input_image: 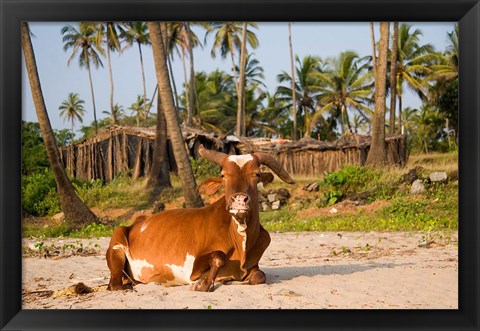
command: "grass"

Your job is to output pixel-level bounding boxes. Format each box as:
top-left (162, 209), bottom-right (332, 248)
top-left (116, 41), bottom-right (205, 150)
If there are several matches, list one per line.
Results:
top-left (22, 151), bottom-right (458, 238)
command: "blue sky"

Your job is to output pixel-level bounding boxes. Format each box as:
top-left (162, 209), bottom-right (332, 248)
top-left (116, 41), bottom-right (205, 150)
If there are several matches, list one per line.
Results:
top-left (22, 22), bottom-right (455, 133)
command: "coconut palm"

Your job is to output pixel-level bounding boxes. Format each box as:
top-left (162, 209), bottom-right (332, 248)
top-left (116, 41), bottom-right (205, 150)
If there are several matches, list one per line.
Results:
top-left (395, 24), bottom-right (438, 132)
top-left (288, 22), bottom-right (298, 140)
top-left (102, 103), bottom-right (125, 125)
top-left (314, 51), bottom-right (373, 136)
top-left (366, 22), bottom-right (389, 167)
top-left (129, 95), bottom-right (150, 127)
top-left (276, 55), bottom-right (324, 138)
top-left (61, 22), bottom-right (104, 135)
top-left (102, 22), bottom-right (123, 116)
top-left (207, 22), bottom-right (258, 136)
top-left (389, 22), bottom-right (399, 134)
top-left (22, 22), bottom-right (98, 228)
top-left (167, 22), bottom-right (204, 125)
top-left (59, 93), bottom-right (85, 144)
top-left (148, 21), bottom-right (204, 208)
top-left (194, 70), bottom-right (237, 133)
top-left (121, 22), bottom-right (150, 118)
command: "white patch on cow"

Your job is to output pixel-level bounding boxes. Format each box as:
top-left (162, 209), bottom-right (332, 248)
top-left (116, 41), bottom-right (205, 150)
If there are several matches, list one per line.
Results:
top-left (164, 253), bottom-right (195, 286)
top-left (140, 222), bottom-right (148, 232)
top-left (112, 244), bottom-right (154, 282)
top-left (129, 258), bottom-right (154, 282)
top-left (233, 217), bottom-right (247, 251)
top-left (228, 154), bottom-right (254, 168)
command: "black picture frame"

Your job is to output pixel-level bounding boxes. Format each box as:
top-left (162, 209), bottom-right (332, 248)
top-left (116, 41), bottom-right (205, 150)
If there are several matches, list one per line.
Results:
top-left (1, 0), bottom-right (478, 330)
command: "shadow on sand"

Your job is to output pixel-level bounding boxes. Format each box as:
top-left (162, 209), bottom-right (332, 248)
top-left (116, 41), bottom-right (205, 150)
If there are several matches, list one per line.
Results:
top-left (263, 262), bottom-right (414, 283)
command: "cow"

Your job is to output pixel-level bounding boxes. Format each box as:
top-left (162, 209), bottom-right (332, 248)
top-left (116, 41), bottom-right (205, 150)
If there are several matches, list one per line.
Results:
top-left (106, 145), bottom-right (295, 292)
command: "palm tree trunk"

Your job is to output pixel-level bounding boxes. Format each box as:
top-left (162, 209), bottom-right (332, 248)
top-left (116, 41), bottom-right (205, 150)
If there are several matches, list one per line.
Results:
top-left (288, 22), bottom-right (297, 141)
top-left (398, 92), bottom-right (403, 133)
top-left (107, 45), bottom-right (115, 116)
top-left (147, 84), bottom-right (172, 195)
top-left (366, 22), bottom-right (389, 167)
top-left (370, 22), bottom-right (377, 73)
top-left (230, 49), bottom-right (240, 96)
top-left (148, 22), bottom-right (204, 208)
top-left (236, 22), bottom-right (248, 137)
top-left (22, 22), bottom-right (97, 229)
top-left (86, 60), bottom-right (98, 135)
top-left (138, 41), bottom-right (148, 121)
top-left (186, 23), bottom-right (197, 127)
top-left (389, 22), bottom-right (399, 134)
top-left (181, 47), bottom-right (190, 122)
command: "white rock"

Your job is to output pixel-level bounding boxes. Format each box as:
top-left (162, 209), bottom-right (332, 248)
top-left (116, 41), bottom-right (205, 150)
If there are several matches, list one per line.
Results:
top-left (410, 179), bottom-right (425, 194)
top-left (329, 208), bottom-right (338, 214)
top-left (429, 172), bottom-right (448, 183)
top-left (267, 194), bottom-right (277, 203)
top-left (272, 201), bottom-right (281, 210)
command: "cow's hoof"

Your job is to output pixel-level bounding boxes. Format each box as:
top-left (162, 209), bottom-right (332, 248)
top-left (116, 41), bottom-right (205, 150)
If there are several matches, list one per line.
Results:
top-left (192, 279), bottom-right (214, 292)
top-left (249, 270), bottom-right (266, 285)
top-left (107, 283), bottom-right (134, 291)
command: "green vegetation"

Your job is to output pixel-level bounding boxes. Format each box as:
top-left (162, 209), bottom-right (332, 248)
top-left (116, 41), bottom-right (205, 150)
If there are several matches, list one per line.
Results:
top-left (22, 151), bottom-right (457, 238)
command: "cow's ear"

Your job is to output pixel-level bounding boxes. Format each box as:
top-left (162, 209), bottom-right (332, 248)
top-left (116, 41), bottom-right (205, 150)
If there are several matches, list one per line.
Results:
top-left (259, 172), bottom-right (274, 185)
top-left (198, 177), bottom-right (223, 195)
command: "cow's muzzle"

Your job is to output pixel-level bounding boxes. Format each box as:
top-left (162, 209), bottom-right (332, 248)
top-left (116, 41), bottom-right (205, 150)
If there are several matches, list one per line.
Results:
top-left (228, 193), bottom-right (250, 221)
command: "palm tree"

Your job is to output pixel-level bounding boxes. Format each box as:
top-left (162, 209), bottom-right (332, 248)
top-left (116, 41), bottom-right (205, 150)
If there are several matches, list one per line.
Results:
top-left (366, 22), bottom-right (389, 167)
top-left (148, 21), bottom-right (204, 208)
top-left (236, 22), bottom-right (249, 136)
top-left (168, 22), bottom-right (205, 126)
top-left (22, 22), bottom-right (98, 229)
top-left (207, 22), bottom-right (259, 135)
top-left (102, 103), bottom-right (125, 125)
top-left (395, 24), bottom-right (437, 132)
top-left (314, 51), bottom-right (373, 135)
top-left (61, 22), bottom-right (104, 135)
top-left (58, 93), bottom-right (85, 144)
top-left (194, 70), bottom-right (237, 133)
top-left (288, 22), bottom-right (298, 140)
top-left (389, 22), bottom-right (399, 134)
top-left (276, 55), bottom-right (324, 138)
top-left (129, 95), bottom-right (150, 127)
top-left (121, 22), bottom-right (150, 119)
top-left (103, 22), bottom-right (123, 116)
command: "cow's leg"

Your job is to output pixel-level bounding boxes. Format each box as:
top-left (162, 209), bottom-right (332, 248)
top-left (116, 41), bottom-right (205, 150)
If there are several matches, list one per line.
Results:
top-left (245, 225), bottom-right (271, 285)
top-left (191, 251), bottom-right (226, 292)
top-left (106, 226), bottom-right (133, 291)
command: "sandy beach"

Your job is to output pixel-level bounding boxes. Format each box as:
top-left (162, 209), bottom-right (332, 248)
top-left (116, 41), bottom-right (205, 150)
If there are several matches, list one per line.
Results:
top-left (22, 231), bottom-right (458, 309)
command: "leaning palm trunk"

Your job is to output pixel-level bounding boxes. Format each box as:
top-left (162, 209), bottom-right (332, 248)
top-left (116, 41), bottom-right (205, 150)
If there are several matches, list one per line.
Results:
top-left (107, 45), bottom-right (115, 117)
top-left (370, 22), bottom-right (377, 74)
top-left (366, 22), bottom-right (389, 167)
top-left (86, 58), bottom-right (98, 135)
top-left (186, 23), bottom-right (197, 127)
top-left (236, 22), bottom-right (248, 137)
top-left (389, 22), bottom-right (399, 134)
top-left (22, 22), bottom-right (98, 229)
top-left (148, 22), bottom-right (204, 208)
top-left (288, 22), bottom-right (298, 141)
top-left (138, 42), bottom-right (148, 121)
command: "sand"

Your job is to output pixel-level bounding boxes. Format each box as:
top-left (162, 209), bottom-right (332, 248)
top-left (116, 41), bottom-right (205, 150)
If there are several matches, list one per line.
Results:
top-left (22, 231), bottom-right (458, 309)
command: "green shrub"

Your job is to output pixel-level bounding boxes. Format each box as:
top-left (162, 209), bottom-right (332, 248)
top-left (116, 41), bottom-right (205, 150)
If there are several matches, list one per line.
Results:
top-left (191, 156), bottom-right (220, 180)
top-left (22, 169), bottom-right (61, 216)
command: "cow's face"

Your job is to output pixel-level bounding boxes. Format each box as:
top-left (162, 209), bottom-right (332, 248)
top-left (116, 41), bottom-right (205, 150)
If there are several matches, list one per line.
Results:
top-left (198, 145), bottom-right (295, 223)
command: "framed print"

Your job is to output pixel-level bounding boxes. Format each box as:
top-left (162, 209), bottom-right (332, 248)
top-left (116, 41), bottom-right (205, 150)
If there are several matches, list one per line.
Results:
top-left (1, 0), bottom-right (479, 330)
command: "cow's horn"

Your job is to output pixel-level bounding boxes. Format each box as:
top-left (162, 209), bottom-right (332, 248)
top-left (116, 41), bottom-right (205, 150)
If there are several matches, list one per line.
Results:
top-left (198, 144), bottom-right (226, 166)
top-left (254, 153), bottom-right (295, 184)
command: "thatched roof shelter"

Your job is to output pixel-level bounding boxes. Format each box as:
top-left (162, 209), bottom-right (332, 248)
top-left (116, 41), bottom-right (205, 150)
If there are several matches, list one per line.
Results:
top-left (60, 126), bottom-right (407, 182)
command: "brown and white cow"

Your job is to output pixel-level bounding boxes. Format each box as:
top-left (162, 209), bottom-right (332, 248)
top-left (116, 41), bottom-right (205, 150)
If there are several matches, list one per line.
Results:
top-left (106, 145), bottom-right (295, 292)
